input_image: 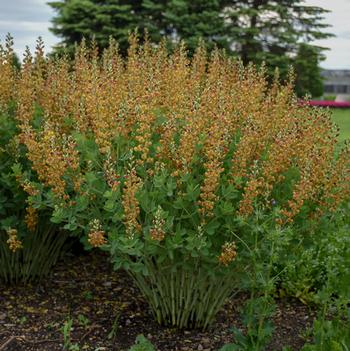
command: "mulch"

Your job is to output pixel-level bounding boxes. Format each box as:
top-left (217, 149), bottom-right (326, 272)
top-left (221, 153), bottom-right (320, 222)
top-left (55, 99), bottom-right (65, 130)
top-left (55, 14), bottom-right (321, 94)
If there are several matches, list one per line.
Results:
top-left (0, 250), bottom-right (316, 351)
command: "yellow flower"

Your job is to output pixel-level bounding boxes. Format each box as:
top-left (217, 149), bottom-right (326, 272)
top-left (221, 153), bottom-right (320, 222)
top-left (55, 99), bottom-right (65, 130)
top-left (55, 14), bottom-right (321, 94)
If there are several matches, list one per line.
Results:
top-left (122, 168), bottom-right (143, 238)
top-left (25, 206), bottom-right (38, 232)
top-left (6, 229), bottom-right (23, 252)
top-left (150, 206), bottom-right (166, 241)
top-left (218, 242), bottom-right (237, 266)
top-left (88, 219), bottom-right (107, 247)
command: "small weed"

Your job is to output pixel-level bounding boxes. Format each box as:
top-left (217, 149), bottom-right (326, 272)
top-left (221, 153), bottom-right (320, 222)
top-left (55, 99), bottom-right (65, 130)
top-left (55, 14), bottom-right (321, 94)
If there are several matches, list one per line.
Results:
top-left (69, 344), bottom-right (80, 351)
top-left (47, 321), bottom-right (60, 331)
top-left (220, 296), bottom-right (275, 351)
top-left (108, 312), bottom-right (121, 341)
top-left (129, 335), bottom-right (155, 351)
top-left (78, 314), bottom-right (90, 328)
top-left (83, 291), bottom-right (93, 300)
top-left (62, 317), bottom-right (80, 351)
top-left (18, 316), bottom-right (27, 325)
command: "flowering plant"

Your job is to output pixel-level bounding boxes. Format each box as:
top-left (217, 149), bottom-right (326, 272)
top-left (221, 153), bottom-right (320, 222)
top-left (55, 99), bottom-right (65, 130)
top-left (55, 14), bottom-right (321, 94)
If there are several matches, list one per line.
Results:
top-left (0, 36), bottom-right (68, 284)
top-left (15, 36), bottom-right (350, 327)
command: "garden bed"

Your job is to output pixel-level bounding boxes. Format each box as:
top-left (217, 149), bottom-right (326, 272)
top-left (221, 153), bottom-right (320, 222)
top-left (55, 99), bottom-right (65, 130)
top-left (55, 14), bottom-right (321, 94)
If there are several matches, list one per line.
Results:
top-left (0, 251), bottom-right (316, 351)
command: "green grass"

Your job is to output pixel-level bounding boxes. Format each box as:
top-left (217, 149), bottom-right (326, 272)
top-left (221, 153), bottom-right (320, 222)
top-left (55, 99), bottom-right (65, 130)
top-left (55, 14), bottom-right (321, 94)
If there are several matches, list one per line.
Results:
top-left (331, 109), bottom-right (350, 143)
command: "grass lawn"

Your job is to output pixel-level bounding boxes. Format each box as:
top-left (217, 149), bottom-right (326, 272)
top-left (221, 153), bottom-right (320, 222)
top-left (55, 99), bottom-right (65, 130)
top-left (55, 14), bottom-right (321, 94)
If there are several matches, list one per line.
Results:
top-left (331, 108), bottom-right (350, 143)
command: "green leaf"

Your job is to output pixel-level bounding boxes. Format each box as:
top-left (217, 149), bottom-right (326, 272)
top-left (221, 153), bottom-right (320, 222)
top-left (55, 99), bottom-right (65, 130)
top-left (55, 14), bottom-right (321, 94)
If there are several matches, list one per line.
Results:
top-left (129, 334), bottom-right (156, 351)
top-left (63, 218), bottom-right (78, 231)
top-left (205, 220), bottom-right (220, 235)
top-left (166, 177), bottom-right (176, 196)
top-left (51, 207), bottom-right (66, 223)
top-left (104, 199), bottom-right (117, 212)
top-left (76, 195), bottom-right (89, 212)
top-left (173, 197), bottom-right (185, 209)
top-left (85, 172), bottom-right (98, 186)
top-left (221, 184), bottom-right (239, 200)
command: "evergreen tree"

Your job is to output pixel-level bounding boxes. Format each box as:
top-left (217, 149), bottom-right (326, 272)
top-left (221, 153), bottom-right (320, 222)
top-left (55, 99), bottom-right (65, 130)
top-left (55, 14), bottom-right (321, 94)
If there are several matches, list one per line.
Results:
top-left (48, 0), bottom-right (229, 55)
top-left (48, 0), bottom-right (332, 78)
top-left (49, 0), bottom-right (137, 55)
top-left (294, 43), bottom-right (324, 98)
top-left (222, 0), bottom-right (333, 78)
top-left (138, 0), bottom-right (170, 43)
top-left (164, 0), bottom-right (230, 53)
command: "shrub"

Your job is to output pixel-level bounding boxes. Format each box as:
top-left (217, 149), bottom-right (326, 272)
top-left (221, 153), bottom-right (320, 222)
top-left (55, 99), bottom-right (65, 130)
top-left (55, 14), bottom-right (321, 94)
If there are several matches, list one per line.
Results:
top-left (323, 95), bottom-right (336, 101)
top-left (277, 203), bottom-right (350, 303)
top-left (0, 36), bottom-right (69, 284)
top-left (0, 109), bottom-right (69, 284)
top-left (14, 36), bottom-right (350, 328)
top-left (300, 228), bottom-right (350, 351)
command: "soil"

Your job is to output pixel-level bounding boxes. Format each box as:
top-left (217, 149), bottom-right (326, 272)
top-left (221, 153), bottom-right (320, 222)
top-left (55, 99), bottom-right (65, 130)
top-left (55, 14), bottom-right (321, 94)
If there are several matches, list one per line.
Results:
top-left (0, 251), bottom-right (316, 351)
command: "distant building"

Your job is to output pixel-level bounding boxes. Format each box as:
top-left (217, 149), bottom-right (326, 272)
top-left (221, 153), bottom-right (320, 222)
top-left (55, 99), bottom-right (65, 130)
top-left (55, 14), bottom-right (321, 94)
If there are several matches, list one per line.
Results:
top-left (322, 70), bottom-right (350, 101)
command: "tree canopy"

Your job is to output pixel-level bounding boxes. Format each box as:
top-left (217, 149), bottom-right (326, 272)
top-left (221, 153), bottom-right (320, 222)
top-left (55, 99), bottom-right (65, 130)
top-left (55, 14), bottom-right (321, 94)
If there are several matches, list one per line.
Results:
top-left (48, 0), bottom-right (333, 96)
top-left (294, 43), bottom-right (324, 98)
top-left (49, 0), bottom-right (228, 55)
top-left (49, 0), bottom-right (136, 55)
top-left (222, 0), bottom-right (332, 78)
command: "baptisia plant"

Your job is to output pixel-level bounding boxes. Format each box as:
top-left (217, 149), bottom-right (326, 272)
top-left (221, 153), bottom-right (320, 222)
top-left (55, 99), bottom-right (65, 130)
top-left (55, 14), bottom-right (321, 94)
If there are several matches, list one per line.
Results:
top-left (0, 35), bottom-right (68, 284)
top-left (16, 36), bottom-right (350, 328)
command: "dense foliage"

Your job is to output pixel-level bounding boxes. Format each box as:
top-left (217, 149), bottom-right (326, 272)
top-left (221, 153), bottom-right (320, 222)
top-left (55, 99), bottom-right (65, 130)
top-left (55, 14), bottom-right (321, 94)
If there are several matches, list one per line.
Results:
top-left (48, 0), bottom-right (331, 95)
top-left (2, 34), bottom-right (347, 330)
top-left (1, 30), bottom-right (350, 345)
top-left (294, 43), bottom-right (324, 98)
top-left (48, 0), bottom-right (228, 55)
top-left (222, 1), bottom-right (332, 77)
top-left (0, 36), bottom-right (69, 284)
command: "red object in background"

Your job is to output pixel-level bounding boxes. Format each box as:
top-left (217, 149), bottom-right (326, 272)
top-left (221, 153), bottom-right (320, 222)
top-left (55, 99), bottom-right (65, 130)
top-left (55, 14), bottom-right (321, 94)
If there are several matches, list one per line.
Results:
top-left (307, 100), bottom-right (350, 108)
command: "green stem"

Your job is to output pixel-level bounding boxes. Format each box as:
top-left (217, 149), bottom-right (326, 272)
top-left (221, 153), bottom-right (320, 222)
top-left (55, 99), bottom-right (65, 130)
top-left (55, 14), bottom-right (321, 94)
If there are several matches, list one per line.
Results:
top-left (0, 224), bottom-right (69, 285)
top-left (127, 256), bottom-right (237, 330)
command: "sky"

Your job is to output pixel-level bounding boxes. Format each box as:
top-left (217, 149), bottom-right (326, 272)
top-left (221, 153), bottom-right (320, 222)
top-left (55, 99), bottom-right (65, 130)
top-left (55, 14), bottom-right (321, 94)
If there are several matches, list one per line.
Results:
top-left (0, 0), bottom-right (349, 69)
top-left (304, 0), bottom-right (350, 69)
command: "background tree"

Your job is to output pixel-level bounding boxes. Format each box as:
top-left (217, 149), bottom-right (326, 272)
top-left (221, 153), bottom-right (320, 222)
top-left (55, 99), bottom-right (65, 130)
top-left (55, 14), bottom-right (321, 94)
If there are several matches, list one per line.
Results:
top-left (294, 43), bottom-right (324, 98)
top-left (135, 0), bottom-right (170, 43)
top-left (163, 0), bottom-right (230, 53)
top-left (48, 0), bottom-right (332, 95)
top-left (49, 0), bottom-right (137, 55)
top-left (222, 0), bottom-right (333, 79)
top-left (11, 52), bottom-right (21, 70)
top-left (48, 0), bottom-right (228, 55)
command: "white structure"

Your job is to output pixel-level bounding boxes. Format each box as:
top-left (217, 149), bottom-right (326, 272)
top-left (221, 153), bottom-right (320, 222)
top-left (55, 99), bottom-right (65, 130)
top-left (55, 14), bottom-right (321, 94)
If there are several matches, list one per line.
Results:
top-left (322, 70), bottom-right (350, 101)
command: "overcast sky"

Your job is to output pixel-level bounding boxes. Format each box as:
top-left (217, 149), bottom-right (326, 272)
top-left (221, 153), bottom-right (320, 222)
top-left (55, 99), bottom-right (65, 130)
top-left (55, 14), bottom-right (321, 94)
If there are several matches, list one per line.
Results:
top-left (0, 0), bottom-right (349, 69)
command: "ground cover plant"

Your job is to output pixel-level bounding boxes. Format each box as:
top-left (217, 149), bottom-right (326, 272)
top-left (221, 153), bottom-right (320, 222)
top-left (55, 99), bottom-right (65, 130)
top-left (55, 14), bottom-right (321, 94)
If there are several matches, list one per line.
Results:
top-left (1, 33), bottom-right (350, 349)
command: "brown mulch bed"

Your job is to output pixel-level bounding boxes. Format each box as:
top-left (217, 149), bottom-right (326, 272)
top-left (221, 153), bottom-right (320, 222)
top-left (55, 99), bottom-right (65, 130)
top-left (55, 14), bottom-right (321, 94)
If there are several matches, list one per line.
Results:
top-left (0, 251), bottom-right (316, 351)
